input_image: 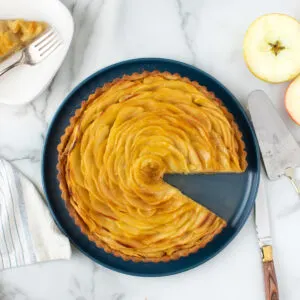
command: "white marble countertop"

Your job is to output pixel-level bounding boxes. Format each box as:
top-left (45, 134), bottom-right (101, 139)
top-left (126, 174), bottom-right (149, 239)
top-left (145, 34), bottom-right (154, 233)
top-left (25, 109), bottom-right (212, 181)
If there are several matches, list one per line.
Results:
top-left (1, 0), bottom-right (300, 299)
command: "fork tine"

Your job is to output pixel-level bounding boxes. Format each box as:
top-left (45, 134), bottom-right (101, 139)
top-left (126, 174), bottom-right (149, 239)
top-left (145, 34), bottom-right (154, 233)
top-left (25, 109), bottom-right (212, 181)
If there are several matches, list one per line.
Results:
top-left (40, 40), bottom-right (62, 58)
top-left (40, 37), bottom-right (61, 55)
top-left (37, 32), bottom-right (59, 51)
top-left (32, 28), bottom-right (55, 47)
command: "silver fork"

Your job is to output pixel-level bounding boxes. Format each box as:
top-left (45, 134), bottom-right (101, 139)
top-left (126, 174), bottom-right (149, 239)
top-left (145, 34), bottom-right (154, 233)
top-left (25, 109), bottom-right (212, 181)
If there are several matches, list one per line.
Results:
top-left (0, 28), bottom-right (62, 77)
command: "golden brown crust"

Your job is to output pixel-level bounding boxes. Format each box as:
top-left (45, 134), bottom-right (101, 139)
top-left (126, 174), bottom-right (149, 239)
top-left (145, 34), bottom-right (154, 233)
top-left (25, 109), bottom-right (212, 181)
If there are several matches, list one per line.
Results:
top-left (57, 71), bottom-right (245, 262)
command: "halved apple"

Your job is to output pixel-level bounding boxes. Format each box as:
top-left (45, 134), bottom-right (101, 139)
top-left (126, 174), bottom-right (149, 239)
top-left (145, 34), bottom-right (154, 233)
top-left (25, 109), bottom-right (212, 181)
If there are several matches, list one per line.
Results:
top-left (285, 75), bottom-right (300, 125)
top-left (243, 14), bottom-right (300, 83)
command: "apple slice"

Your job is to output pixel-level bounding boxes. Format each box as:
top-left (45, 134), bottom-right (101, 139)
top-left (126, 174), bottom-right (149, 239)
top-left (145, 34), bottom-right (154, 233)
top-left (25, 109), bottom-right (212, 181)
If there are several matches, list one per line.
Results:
top-left (243, 13), bottom-right (300, 83)
top-left (285, 75), bottom-right (300, 124)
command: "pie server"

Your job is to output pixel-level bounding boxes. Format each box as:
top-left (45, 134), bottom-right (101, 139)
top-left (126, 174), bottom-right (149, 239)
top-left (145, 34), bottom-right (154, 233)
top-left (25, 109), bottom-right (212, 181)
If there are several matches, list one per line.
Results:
top-left (248, 90), bottom-right (300, 189)
top-left (247, 90), bottom-right (300, 300)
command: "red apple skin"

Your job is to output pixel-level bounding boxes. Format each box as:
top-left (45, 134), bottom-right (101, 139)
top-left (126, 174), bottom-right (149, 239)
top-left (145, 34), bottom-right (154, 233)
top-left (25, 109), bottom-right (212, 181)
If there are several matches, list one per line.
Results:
top-left (285, 75), bottom-right (300, 125)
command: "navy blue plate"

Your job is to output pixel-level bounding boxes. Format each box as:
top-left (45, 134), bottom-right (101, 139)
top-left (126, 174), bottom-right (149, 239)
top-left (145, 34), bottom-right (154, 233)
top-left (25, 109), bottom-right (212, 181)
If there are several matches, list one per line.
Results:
top-left (42, 58), bottom-right (260, 276)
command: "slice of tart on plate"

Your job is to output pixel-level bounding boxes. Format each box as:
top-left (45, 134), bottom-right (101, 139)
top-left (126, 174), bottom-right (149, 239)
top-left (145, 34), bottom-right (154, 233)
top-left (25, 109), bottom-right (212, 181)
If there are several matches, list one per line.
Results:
top-left (0, 0), bottom-right (74, 105)
top-left (0, 19), bottom-right (48, 63)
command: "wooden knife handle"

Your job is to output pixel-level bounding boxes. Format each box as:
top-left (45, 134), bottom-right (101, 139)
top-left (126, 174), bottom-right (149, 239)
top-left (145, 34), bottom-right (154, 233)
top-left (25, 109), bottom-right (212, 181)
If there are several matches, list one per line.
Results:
top-left (262, 246), bottom-right (279, 300)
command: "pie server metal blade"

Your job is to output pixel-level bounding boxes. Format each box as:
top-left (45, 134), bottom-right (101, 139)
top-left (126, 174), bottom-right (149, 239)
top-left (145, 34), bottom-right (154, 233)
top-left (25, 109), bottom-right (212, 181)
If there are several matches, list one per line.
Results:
top-left (248, 90), bottom-right (300, 191)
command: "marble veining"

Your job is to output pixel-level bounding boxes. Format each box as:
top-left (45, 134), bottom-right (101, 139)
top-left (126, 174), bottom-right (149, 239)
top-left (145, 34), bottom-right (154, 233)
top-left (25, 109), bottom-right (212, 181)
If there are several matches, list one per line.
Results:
top-left (0, 0), bottom-right (300, 299)
top-left (176, 0), bottom-right (197, 64)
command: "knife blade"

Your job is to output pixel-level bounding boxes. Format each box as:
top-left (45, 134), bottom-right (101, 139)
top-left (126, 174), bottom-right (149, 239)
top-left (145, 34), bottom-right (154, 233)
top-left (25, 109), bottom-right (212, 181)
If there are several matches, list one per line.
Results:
top-left (248, 90), bottom-right (300, 181)
top-left (255, 174), bottom-right (279, 300)
top-left (255, 173), bottom-right (272, 247)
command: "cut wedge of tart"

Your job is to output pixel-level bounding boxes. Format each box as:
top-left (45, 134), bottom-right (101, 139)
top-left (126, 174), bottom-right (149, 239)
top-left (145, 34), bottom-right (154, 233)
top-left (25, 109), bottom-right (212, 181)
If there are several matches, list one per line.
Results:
top-left (0, 19), bottom-right (48, 62)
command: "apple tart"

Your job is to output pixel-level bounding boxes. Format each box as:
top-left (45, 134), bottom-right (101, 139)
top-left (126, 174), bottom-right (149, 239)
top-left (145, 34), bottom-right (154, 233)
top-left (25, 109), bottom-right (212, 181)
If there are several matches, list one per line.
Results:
top-left (57, 71), bottom-right (247, 262)
top-left (0, 19), bottom-right (48, 62)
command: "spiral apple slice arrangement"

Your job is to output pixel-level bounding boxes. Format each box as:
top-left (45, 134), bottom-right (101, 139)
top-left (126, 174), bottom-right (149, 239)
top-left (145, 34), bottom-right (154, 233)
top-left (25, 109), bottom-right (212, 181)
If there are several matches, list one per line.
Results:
top-left (243, 13), bottom-right (300, 124)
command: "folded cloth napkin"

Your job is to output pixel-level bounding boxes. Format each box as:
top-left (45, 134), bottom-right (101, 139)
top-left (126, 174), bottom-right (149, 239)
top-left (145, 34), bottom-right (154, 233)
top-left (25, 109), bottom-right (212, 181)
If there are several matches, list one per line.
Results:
top-left (0, 158), bottom-right (71, 270)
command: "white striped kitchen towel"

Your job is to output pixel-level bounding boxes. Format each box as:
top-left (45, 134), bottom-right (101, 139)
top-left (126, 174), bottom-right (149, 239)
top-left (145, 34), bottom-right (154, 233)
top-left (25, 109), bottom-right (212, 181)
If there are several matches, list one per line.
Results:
top-left (0, 158), bottom-right (71, 270)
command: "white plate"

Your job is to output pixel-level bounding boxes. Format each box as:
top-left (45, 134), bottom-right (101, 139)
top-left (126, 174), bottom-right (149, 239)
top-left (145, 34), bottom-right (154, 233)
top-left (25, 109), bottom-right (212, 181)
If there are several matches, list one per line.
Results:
top-left (0, 0), bottom-right (74, 105)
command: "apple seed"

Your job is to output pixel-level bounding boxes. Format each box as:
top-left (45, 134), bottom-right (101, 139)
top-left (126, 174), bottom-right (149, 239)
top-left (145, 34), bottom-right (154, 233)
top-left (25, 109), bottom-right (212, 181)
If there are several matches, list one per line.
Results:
top-left (268, 40), bottom-right (285, 56)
